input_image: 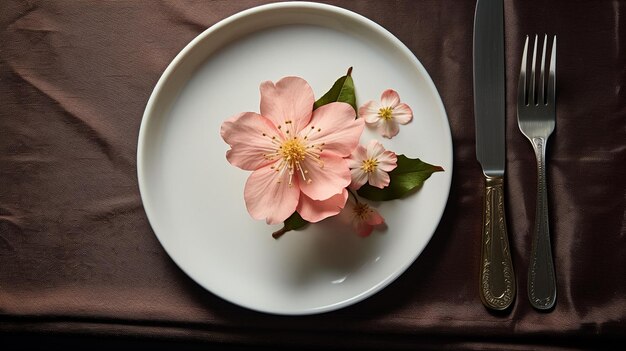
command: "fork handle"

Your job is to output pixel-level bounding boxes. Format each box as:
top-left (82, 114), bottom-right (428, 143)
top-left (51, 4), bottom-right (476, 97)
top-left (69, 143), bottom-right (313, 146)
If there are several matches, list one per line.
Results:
top-left (528, 137), bottom-right (557, 310)
top-left (479, 175), bottom-right (516, 310)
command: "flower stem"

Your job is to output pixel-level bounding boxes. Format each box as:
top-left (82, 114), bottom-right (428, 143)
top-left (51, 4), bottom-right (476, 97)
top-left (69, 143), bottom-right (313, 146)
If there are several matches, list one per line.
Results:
top-left (272, 227), bottom-right (287, 239)
top-left (347, 188), bottom-right (360, 204)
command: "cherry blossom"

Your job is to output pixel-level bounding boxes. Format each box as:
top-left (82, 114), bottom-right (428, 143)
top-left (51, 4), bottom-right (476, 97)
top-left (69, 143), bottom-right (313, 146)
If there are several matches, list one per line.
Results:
top-left (359, 89), bottom-right (413, 138)
top-left (221, 77), bottom-right (364, 224)
top-left (347, 140), bottom-right (397, 190)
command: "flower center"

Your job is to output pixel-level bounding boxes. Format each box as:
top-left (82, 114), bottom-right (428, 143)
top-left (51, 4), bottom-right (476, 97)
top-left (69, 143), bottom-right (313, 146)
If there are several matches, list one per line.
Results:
top-left (264, 123), bottom-right (327, 187)
top-left (277, 137), bottom-right (310, 186)
top-left (378, 107), bottom-right (393, 120)
top-left (353, 203), bottom-right (372, 220)
top-left (280, 138), bottom-right (306, 163)
top-left (361, 158), bottom-right (378, 173)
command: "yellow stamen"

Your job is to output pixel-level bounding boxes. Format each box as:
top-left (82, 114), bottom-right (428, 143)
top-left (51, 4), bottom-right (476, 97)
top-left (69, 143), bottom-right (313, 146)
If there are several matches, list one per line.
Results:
top-left (281, 138), bottom-right (306, 162)
top-left (280, 138), bottom-right (308, 185)
top-left (361, 158), bottom-right (378, 173)
top-left (378, 107), bottom-right (393, 120)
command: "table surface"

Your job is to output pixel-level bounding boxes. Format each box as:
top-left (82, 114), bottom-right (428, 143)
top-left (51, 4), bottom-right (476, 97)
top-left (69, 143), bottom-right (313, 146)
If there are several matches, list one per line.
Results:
top-left (1, 0), bottom-right (624, 350)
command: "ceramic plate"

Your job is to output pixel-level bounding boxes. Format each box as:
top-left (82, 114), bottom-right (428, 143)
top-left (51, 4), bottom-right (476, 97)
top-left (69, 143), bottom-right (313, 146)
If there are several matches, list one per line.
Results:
top-left (138, 2), bottom-right (452, 315)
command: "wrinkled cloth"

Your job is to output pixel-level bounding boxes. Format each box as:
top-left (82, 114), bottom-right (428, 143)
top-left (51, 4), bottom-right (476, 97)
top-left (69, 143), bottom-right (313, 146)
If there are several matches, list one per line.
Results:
top-left (0, 0), bottom-right (624, 349)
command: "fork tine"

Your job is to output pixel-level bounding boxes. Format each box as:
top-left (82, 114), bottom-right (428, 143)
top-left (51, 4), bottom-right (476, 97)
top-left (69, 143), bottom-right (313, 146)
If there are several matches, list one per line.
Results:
top-left (518, 35), bottom-right (529, 106)
top-left (530, 34), bottom-right (538, 105)
top-left (547, 35), bottom-right (557, 105)
top-left (539, 34), bottom-right (548, 105)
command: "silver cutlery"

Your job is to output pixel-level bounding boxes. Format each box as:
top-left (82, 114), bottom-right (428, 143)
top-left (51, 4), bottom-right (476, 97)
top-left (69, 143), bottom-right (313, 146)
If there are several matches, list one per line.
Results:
top-left (517, 34), bottom-right (557, 310)
top-left (473, 0), bottom-right (516, 310)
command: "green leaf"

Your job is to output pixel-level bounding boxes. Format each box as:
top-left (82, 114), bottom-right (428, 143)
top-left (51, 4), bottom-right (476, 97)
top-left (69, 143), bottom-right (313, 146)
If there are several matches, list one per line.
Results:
top-left (357, 155), bottom-right (444, 201)
top-left (272, 212), bottom-right (309, 239)
top-left (313, 67), bottom-right (356, 112)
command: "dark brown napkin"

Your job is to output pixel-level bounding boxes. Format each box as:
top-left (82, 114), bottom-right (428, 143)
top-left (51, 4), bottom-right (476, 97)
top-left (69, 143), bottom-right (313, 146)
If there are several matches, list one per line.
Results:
top-left (1, 0), bottom-right (624, 349)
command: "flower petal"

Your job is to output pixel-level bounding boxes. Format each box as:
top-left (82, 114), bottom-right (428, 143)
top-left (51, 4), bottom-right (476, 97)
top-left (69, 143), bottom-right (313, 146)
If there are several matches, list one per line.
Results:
top-left (297, 189), bottom-right (348, 223)
top-left (349, 168), bottom-right (368, 190)
top-left (378, 119), bottom-right (399, 138)
top-left (260, 76), bottom-right (314, 135)
top-left (304, 102), bottom-right (364, 157)
top-left (392, 103), bottom-right (413, 124)
top-left (380, 89), bottom-right (400, 108)
top-left (377, 150), bottom-right (398, 172)
top-left (358, 100), bottom-right (380, 124)
top-left (366, 140), bottom-right (385, 158)
top-left (353, 204), bottom-right (384, 236)
top-left (354, 221), bottom-right (374, 237)
top-left (221, 112), bottom-right (282, 171)
top-left (346, 144), bottom-right (367, 169)
top-left (244, 164), bottom-right (300, 225)
top-left (299, 152), bottom-right (351, 201)
top-left (344, 197), bottom-right (381, 237)
top-left (368, 168), bottom-right (390, 188)
top-left (365, 207), bottom-right (384, 226)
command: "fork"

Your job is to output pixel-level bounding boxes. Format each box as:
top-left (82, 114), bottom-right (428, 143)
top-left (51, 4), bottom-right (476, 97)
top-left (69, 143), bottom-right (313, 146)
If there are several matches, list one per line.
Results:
top-left (517, 34), bottom-right (557, 310)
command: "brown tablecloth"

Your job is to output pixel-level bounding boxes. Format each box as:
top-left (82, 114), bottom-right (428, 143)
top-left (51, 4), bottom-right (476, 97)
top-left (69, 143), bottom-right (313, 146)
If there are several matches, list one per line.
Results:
top-left (1, 0), bottom-right (624, 349)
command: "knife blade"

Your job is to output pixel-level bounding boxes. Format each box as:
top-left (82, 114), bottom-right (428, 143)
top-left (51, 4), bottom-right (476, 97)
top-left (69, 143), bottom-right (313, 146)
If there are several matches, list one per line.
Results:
top-left (473, 0), bottom-right (516, 310)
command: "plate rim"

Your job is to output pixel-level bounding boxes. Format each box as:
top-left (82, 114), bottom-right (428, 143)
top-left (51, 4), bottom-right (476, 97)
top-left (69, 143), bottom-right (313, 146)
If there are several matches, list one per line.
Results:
top-left (137, 1), bottom-right (453, 315)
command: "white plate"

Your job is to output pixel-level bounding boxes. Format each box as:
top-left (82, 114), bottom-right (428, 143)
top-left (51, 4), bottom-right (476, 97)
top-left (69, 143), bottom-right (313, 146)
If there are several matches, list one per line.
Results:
top-left (138, 2), bottom-right (452, 315)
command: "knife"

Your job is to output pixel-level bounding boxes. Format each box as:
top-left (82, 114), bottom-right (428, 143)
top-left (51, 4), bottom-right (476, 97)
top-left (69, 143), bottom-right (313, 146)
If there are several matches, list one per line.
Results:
top-left (473, 0), bottom-right (516, 310)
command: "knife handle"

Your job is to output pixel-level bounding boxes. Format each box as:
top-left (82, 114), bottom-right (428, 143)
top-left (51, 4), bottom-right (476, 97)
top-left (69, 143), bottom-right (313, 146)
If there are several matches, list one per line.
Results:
top-left (479, 175), bottom-right (516, 310)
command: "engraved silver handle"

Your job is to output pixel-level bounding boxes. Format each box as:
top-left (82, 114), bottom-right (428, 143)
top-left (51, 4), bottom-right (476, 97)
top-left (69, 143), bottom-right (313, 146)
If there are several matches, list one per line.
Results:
top-left (528, 137), bottom-right (557, 310)
top-left (479, 176), bottom-right (516, 310)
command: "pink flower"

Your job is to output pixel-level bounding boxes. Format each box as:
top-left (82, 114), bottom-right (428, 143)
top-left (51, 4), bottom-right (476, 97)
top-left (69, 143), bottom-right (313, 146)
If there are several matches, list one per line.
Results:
top-left (359, 89), bottom-right (413, 138)
top-left (346, 196), bottom-right (384, 237)
top-left (347, 140), bottom-right (397, 190)
top-left (221, 77), bottom-right (364, 225)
